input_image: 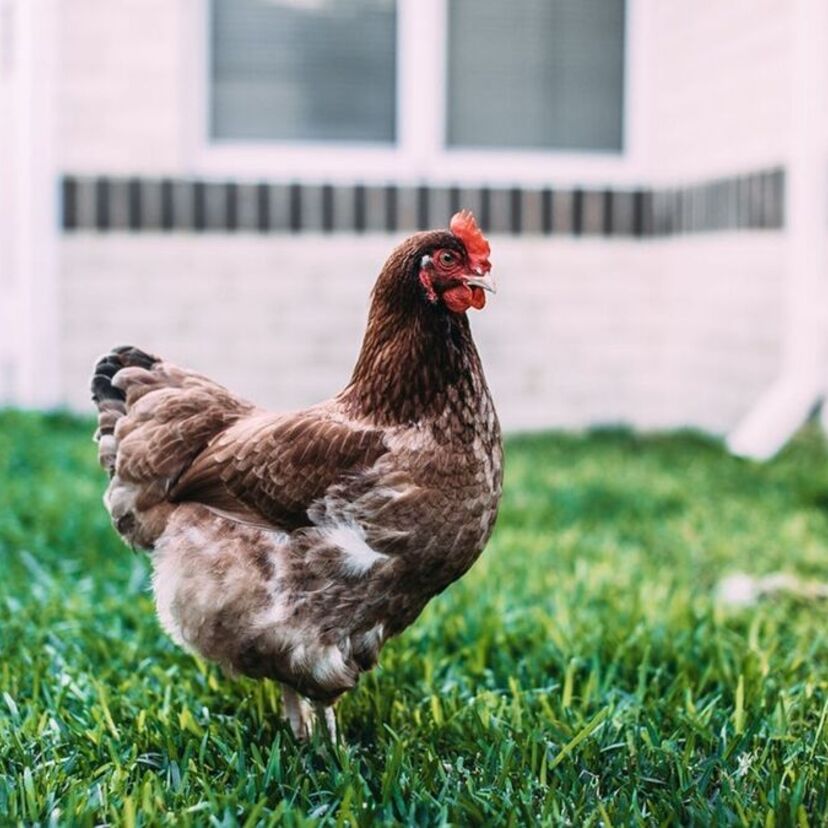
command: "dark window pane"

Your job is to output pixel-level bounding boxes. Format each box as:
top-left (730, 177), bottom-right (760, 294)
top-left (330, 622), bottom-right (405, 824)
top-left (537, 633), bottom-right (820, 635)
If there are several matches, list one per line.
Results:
top-left (447, 0), bottom-right (625, 151)
top-left (211, 0), bottom-right (397, 143)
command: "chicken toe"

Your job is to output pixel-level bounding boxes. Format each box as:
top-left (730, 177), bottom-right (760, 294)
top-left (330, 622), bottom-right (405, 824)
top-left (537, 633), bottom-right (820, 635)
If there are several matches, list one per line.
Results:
top-left (281, 685), bottom-right (313, 742)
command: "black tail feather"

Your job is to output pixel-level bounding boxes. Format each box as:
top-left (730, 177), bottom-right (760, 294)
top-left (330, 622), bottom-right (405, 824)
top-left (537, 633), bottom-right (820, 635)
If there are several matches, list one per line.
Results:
top-left (91, 346), bottom-right (159, 408)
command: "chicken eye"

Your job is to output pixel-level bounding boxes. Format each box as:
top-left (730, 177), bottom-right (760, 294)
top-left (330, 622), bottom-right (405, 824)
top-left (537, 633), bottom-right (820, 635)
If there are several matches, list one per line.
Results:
top-left (440, 251), bottom-right (455, 266)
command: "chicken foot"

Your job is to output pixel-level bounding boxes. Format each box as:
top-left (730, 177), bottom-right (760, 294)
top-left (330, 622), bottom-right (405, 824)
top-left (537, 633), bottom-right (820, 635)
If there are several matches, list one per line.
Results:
top-left (281, 685), bottom-right (337, 743)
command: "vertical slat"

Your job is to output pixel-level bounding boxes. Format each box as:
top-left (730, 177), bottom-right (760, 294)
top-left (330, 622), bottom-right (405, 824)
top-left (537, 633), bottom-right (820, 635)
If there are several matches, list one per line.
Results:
top-left (192, 181), bottom-right (206, 232)
top-left (636, 189), bottom-right (652, 237)
top-left (257, 183), bottom-right (271, 232)
top-left (771, 168), bottom-right (786, 228)
top-left (95, 177), bottom-right (109, 231)
top-left (62, 177), bottom-right (77, 231)
top-left (572, 189), bottom-right (584, 236)
top-left (128, 178), bottom-right (142, 231)
top-left (509, 187), bottom-right (522, 235)
top-left (321, 184), bottom-right (334, 233)
top-left (161, 179), bottom-right (174, 231)
top-left (541, 189), bottom-right (553, 234)
top-left (289, 184), bottom-right (302, 232)
top-left (416, 185), bottom-right (429, 230)
top-left (384, 185), bottom-right (398, 232)
top-left (225, 182), bottom-right (238, 231)
top-left (602, 189), bottom-right (613, 235)
top-left (479, 187), bottom-right (491, 232)
top-left (354, 184), bottom-right (366, 232)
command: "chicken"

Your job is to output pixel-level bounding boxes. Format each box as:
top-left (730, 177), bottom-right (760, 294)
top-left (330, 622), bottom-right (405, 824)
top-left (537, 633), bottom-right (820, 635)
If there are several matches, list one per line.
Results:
top-left (91, 211), bottom-right (503, 740)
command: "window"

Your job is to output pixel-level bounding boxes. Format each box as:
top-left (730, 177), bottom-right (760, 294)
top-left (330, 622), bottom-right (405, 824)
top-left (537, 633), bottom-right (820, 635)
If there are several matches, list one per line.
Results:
top-left (210, 0), bottom-right (397, 143)
top-left (447, 0), bottom-right (625, 151)
top-left (201, 0), bottom-right (632, 183)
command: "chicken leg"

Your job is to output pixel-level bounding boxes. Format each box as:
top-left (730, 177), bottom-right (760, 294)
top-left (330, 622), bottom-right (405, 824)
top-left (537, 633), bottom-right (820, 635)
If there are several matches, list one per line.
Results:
top-left (281, 686), bottom-right (337, 742)
top-left (281, 685), bottom-right (313, 741)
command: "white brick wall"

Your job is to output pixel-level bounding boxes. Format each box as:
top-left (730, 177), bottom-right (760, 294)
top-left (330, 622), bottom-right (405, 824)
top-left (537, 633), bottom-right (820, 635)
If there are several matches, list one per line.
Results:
top-left (58, 0), bottom-right (187, 174)
top-left (647, 0), bottom-right (793, 180)
top-left (60, 234), bottom-right (785, 434)
top-left (47, 0), bottom-right (796, 433)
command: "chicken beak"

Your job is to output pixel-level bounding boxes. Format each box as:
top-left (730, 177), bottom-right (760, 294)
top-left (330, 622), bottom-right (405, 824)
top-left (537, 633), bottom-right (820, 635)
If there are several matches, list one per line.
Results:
top-left (464, 270), bottom-right (497, 294)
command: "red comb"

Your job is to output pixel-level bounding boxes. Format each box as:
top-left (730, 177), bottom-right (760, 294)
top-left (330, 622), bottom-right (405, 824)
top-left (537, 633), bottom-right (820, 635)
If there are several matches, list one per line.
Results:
top-left (450, 210), bottom-right (491, 273)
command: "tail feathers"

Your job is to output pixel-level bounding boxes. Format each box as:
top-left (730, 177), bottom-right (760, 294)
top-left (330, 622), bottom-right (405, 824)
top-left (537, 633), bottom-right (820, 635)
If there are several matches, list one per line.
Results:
top-left (90, 344), bottom-right (248, 550)
top-left (91, 346), bottom-right (159, 474)
top-left (92, 346), bottom-right (158, 407)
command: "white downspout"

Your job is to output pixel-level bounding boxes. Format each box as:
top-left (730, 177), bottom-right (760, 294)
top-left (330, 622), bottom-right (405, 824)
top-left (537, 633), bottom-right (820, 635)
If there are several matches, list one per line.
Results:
top-left (727, 0), bottom-right (828, 459)
top-left (5, 0), bottom-right (60, 407)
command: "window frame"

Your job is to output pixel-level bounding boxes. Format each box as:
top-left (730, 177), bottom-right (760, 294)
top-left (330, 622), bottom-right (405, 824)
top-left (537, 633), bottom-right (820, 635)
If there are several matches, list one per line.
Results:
top-left (189, 0), bottom-right (646, 187)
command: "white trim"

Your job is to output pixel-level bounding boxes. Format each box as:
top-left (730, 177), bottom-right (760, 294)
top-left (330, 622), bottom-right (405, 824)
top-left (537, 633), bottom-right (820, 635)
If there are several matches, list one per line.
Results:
top-left (180, 0), bottom-right (207, 177)
top-left (623, 0), bottom-right (650, 177)
top-left (189, 0), bottom-right (644, 188)
top-left (398, 0), bottom-right (443, 176)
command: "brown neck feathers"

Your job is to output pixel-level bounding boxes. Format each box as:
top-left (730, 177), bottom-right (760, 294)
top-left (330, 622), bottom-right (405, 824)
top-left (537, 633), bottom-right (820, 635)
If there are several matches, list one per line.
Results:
top-left (341, 234), bottom-right (484, 426)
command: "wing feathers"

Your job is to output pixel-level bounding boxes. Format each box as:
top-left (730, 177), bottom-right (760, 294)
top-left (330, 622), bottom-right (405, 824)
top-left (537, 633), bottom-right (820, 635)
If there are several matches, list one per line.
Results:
top-left (171, 410), bottom-right (389, 531)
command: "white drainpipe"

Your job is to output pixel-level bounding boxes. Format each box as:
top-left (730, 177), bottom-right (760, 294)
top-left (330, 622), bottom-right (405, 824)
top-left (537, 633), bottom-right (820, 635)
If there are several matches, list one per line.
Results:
top-left (3, 0), bottom-right (60, 407)
top-left (727, 0), bottom-right (828, 459)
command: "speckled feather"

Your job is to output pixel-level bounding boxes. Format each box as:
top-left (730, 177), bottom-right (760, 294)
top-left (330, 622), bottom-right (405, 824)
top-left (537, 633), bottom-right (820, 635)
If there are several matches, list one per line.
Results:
top-left (91, 225), bottom-right (503, 708)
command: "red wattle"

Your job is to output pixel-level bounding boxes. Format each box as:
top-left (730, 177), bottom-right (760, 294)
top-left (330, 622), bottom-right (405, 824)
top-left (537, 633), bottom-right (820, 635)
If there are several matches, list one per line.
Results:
top-left (443, 284), bottom-right (486, 313)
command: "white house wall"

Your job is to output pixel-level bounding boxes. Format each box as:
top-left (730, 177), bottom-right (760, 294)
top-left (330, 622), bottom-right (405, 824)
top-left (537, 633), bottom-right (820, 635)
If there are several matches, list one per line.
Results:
top-left (647, 0), bottom-right (792, 180)
top-left (60, 234), bottom-right (784, 433)
top-left (41, 0), bottom-right (797, 433)
top-left (59, 0), bottom-right (188, 175)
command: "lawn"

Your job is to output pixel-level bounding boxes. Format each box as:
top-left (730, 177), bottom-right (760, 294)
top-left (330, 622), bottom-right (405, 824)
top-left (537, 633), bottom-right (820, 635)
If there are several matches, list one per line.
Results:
top-left (1, 410), bottom-right (828, 825)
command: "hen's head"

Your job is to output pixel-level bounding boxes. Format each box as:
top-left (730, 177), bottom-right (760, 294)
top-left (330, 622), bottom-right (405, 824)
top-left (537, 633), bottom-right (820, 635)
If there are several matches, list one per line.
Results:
top-left (376, 210), bottom-right (495, 316)
top-left (350, 210), bottom-right (495, 420)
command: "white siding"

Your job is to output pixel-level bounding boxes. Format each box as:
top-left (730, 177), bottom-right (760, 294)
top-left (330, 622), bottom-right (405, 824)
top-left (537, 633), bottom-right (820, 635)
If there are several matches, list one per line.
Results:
top-left (647, 0), bottom-right (793, 180)
top-left (30, 0), bottom-right (801, 432)
top-left (59, 0), bottom-right (188, 174)
top-left (60, 234), bottom-right (784, 434)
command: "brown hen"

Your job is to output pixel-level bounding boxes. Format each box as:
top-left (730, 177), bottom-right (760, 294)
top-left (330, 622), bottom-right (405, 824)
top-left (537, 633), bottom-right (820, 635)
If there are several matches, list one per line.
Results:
top-left (91, 211), bottom-right (502, 740)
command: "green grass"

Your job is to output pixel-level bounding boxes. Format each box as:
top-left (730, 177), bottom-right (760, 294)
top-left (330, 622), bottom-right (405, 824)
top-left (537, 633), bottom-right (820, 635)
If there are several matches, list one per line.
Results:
top-left (2, 410), bottom-right (828, 825)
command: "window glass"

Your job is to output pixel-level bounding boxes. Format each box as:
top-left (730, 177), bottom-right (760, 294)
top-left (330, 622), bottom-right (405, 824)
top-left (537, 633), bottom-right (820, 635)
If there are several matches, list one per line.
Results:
top-left (446, 0), bottom-right (625, 151)
top-left (211, 0), bottom-right (397, 143)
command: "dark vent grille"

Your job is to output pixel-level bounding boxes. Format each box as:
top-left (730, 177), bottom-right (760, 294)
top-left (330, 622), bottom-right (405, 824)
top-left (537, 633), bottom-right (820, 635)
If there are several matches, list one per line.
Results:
top-left (61, 169), bottom-right (785, 237)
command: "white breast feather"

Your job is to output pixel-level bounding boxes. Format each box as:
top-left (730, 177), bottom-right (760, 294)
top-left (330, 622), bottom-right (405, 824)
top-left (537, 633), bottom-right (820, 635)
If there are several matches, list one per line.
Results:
top-left (326, 522), bottom-right (388, 576)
